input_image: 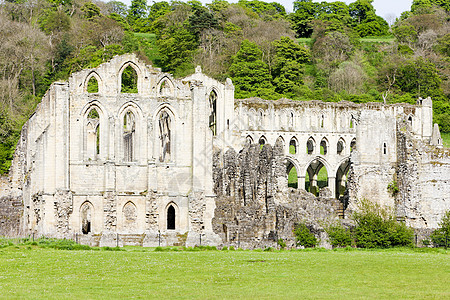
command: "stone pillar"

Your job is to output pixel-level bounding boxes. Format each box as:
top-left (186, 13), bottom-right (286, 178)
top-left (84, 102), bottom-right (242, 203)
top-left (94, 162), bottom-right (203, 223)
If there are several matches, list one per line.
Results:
top-left (328, 176), bottom-right (336, 198)
top-left (298, 175), bottom-right (306, 191)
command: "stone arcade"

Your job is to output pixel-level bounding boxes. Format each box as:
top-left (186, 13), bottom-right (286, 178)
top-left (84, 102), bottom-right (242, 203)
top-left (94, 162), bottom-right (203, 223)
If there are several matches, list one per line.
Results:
top-left (0, 54), bottom-right (449, 247)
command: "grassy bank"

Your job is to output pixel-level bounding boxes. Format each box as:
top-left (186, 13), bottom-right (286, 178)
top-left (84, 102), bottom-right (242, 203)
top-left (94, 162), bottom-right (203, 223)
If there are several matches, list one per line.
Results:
top-left (0, 243), bottom-right (448, 299)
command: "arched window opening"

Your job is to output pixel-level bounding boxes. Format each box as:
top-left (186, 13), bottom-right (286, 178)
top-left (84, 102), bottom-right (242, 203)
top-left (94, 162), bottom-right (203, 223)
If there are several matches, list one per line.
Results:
top-left (259, 136), bottom-right (266, 150)
top-left (321, 115), bottom-right (324, 128)
top-left (167, 205), bottom-right (175, 230)
top-left (123, 202), bottom-right (137, 231)
top-left (81, 202), bottom-right (93, 234)
top-left (246, 135), bottom-right (253, 144)
top-left (123, 111), bottom-right (135, 161)
top-left (408, 116), bottom-right (413, 125)
top-left (350, 119), bottom-right (354, 129)
top-left (287, 161), bottom-right (298, 189)
top-left (159, 79), bottom-right (173, 96)
top-left (289, 139), bottom-right (297, 154)
top-left (289, 111), bottom-right (294, 128)
top-left (350, 139), bottom-right (356, 152)
top-left (307, 138), bottom-right (314, 155)
top-left (305, 161), bottom-right (328, 197)
top-left (86, 108), bottom-right (100, 159)
top-left (121, 65), bottom-right (138, 93)
top-left (320, 140), bottom-right (328, 155)
top-left (383, 143), bottom-right (387, 155)
top-left (258, 110), bottom-right (263, 128)
top-left (96, 125), bottom-right (100, 155)
top-left (159, 110), bottom-right (171, 162)
top-left (335, 159), bottom-right (351, 217)
top-left (337, 140), bottom-right (344, 155)
top-left (87, 76), bottom-right (99, 93)
top-left (209, 90), bottom-right (217, 136)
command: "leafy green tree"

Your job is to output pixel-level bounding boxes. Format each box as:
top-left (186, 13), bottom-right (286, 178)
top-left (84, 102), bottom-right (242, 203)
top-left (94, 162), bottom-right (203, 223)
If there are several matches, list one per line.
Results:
top-left (228, 40), bottom-right (278, 99)
top-left (148, 1), bottom-right (170, 22)
top-left (271, 37), bottom-right (310, 96)
top-left (81, 2), bottom-right (101, 20)
top-left (395, 57), bottom-right (442, 97)
top-left (290, 0), bottom-right (318, 37)
top-left (106, 1), bottom-right (128, 18)
top-left (188, 6), bottom-right (219, 37)
top-left (127, 0), bottom-right (148, 31)
top-left (157, 25), bottom-right (198, 77)
top-left (237, 0), bottom-right (286, 20)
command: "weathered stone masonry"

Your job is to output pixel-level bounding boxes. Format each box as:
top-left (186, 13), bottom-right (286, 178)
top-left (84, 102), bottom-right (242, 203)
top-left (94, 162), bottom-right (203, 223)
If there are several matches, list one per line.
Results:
top-left (0, 54), bottom-right (448, 247)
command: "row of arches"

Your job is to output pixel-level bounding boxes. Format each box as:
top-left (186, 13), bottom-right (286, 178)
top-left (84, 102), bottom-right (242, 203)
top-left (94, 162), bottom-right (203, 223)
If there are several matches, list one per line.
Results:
top-left (251, 135), bottom-right (356, 156)
top-left (80, 201), bottom-right (178, 234)
top-left (84, 104), bottom-right (173, 162)
top-left (84, 62), bottom-right (176, 96)
top-left (242, 108), bottom-right (356, 132)
top-left (286, 157), bottom-right (351, 200)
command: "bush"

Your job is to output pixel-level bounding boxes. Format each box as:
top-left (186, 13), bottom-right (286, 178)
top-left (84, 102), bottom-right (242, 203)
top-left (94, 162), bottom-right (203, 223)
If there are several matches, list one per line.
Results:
top-left (353, 200), bottom-right (414, 248)
top-left (325, 224), bottom-right (352, 248)
top-left (277, 238), bottom-right (286, 250)
top-left (431, 211), bottom-right (450, 247)
top-left (294, 223), bottom-right (317, 248)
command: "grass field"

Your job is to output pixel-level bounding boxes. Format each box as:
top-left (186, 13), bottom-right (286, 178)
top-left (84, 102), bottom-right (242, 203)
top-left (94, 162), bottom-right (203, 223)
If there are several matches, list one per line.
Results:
top-left (1, 245), bottom-right (448, 299)
top-left (441, 132), bottom-right (450, 148)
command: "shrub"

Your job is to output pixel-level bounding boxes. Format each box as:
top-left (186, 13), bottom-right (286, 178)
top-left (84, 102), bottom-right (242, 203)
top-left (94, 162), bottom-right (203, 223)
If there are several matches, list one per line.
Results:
top-left (221, 246), bottom-right (228, 251)
top-left (325, 224), bottom-right (352, 248)
top-left (277, 238), bottom-right (286, 250)
top-left (294, 223), bottom-right (317, 248)
top-left (353, 199), bottom-right (414, 248)
top-left (229, 246), bottom-right (235, 251)
top-left (430, 210), bottom-right (450, 247)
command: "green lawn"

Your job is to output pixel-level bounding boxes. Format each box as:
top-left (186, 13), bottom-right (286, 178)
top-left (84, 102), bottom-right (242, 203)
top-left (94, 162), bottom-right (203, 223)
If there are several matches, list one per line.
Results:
top-left (441, 132), bottom-right (450, 148)
top-left (1, 246), bottom-right (448, 299)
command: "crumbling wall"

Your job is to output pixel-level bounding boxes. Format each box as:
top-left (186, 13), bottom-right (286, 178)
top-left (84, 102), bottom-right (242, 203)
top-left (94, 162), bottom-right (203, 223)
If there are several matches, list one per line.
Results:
top-left (0, 176), bottom-right (23, 236)
top-left (212, 141), bottom-right (340, 249)
top-left (396, 120), bottom-right (450, 230)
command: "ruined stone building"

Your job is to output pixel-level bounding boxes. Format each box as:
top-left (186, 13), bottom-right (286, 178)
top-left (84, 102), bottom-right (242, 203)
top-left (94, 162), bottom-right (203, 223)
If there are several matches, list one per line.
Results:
top-left (0, 54), bottom-right (449, 247)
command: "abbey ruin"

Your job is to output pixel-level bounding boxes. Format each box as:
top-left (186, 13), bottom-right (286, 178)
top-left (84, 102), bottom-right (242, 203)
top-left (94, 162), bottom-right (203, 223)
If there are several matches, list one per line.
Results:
top-left (0, 54), bottom-right (449, 248)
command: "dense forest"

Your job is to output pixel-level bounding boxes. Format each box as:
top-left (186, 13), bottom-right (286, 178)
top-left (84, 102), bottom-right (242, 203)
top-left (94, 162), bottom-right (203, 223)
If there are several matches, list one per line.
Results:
top-left (0, 0), bottom-right (449, 173)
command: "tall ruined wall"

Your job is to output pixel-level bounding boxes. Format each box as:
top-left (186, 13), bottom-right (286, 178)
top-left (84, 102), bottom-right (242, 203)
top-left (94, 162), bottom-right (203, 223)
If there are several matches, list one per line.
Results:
top-left (212, 140), bottom-right (340, 249)
top-left (396, 120), bottom-right (450, 229)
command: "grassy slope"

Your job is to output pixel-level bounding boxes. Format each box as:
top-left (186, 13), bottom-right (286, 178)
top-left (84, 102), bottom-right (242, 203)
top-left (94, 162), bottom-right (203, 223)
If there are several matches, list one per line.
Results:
top-left (0, 247), bottom-right (448, 298)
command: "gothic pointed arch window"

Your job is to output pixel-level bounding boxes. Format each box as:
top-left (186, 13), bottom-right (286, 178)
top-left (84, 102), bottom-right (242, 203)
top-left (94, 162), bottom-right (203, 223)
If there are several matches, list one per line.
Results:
top-left (167, 204), bottom-right (176, 230)
top-left (123, 110), bottom-right (136, 161)
top-left (159, 110), bottom-right (172, 162)
top-left (209, 90), bottom-right (217, 136)
top-left (86, 108), bottom-right (100, 160)
top-left (121, 64), bottom-right (138, 93)
top-left (123, 201), bottom-right (137, 231)
top-left (87, 76), bottom-right (99, 93)
top-left (80, 202), bottom-right (93, 234)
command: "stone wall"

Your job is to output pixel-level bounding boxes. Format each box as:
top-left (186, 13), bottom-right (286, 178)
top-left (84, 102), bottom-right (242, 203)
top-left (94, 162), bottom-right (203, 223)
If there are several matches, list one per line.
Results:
top-left (396, 120), bottom-right (450, 230)
top-left (0, 176), bottom-right (23, 236)
top-left (212, 141), bottom-right (341, 249)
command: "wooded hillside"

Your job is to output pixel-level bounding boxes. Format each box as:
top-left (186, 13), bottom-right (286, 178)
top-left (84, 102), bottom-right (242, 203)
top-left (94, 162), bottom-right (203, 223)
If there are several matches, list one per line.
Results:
top-left (0, 0), bottom-right (449, 173)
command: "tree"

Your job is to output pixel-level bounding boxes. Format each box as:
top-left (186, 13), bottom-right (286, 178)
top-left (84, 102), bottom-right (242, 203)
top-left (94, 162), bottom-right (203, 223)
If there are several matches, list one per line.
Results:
top-left (290, 0), bottom-right (318, 37)
top-left (188, 6), bottom-right (219, 37)
top-left (127, 0), bottom-right (147, 31)
top-left (271, 37), bottom-right (310, 96)
top-left (157, 25), bottom-right (198, 77)
top-left (228, 40), bottom-right (277, 99)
